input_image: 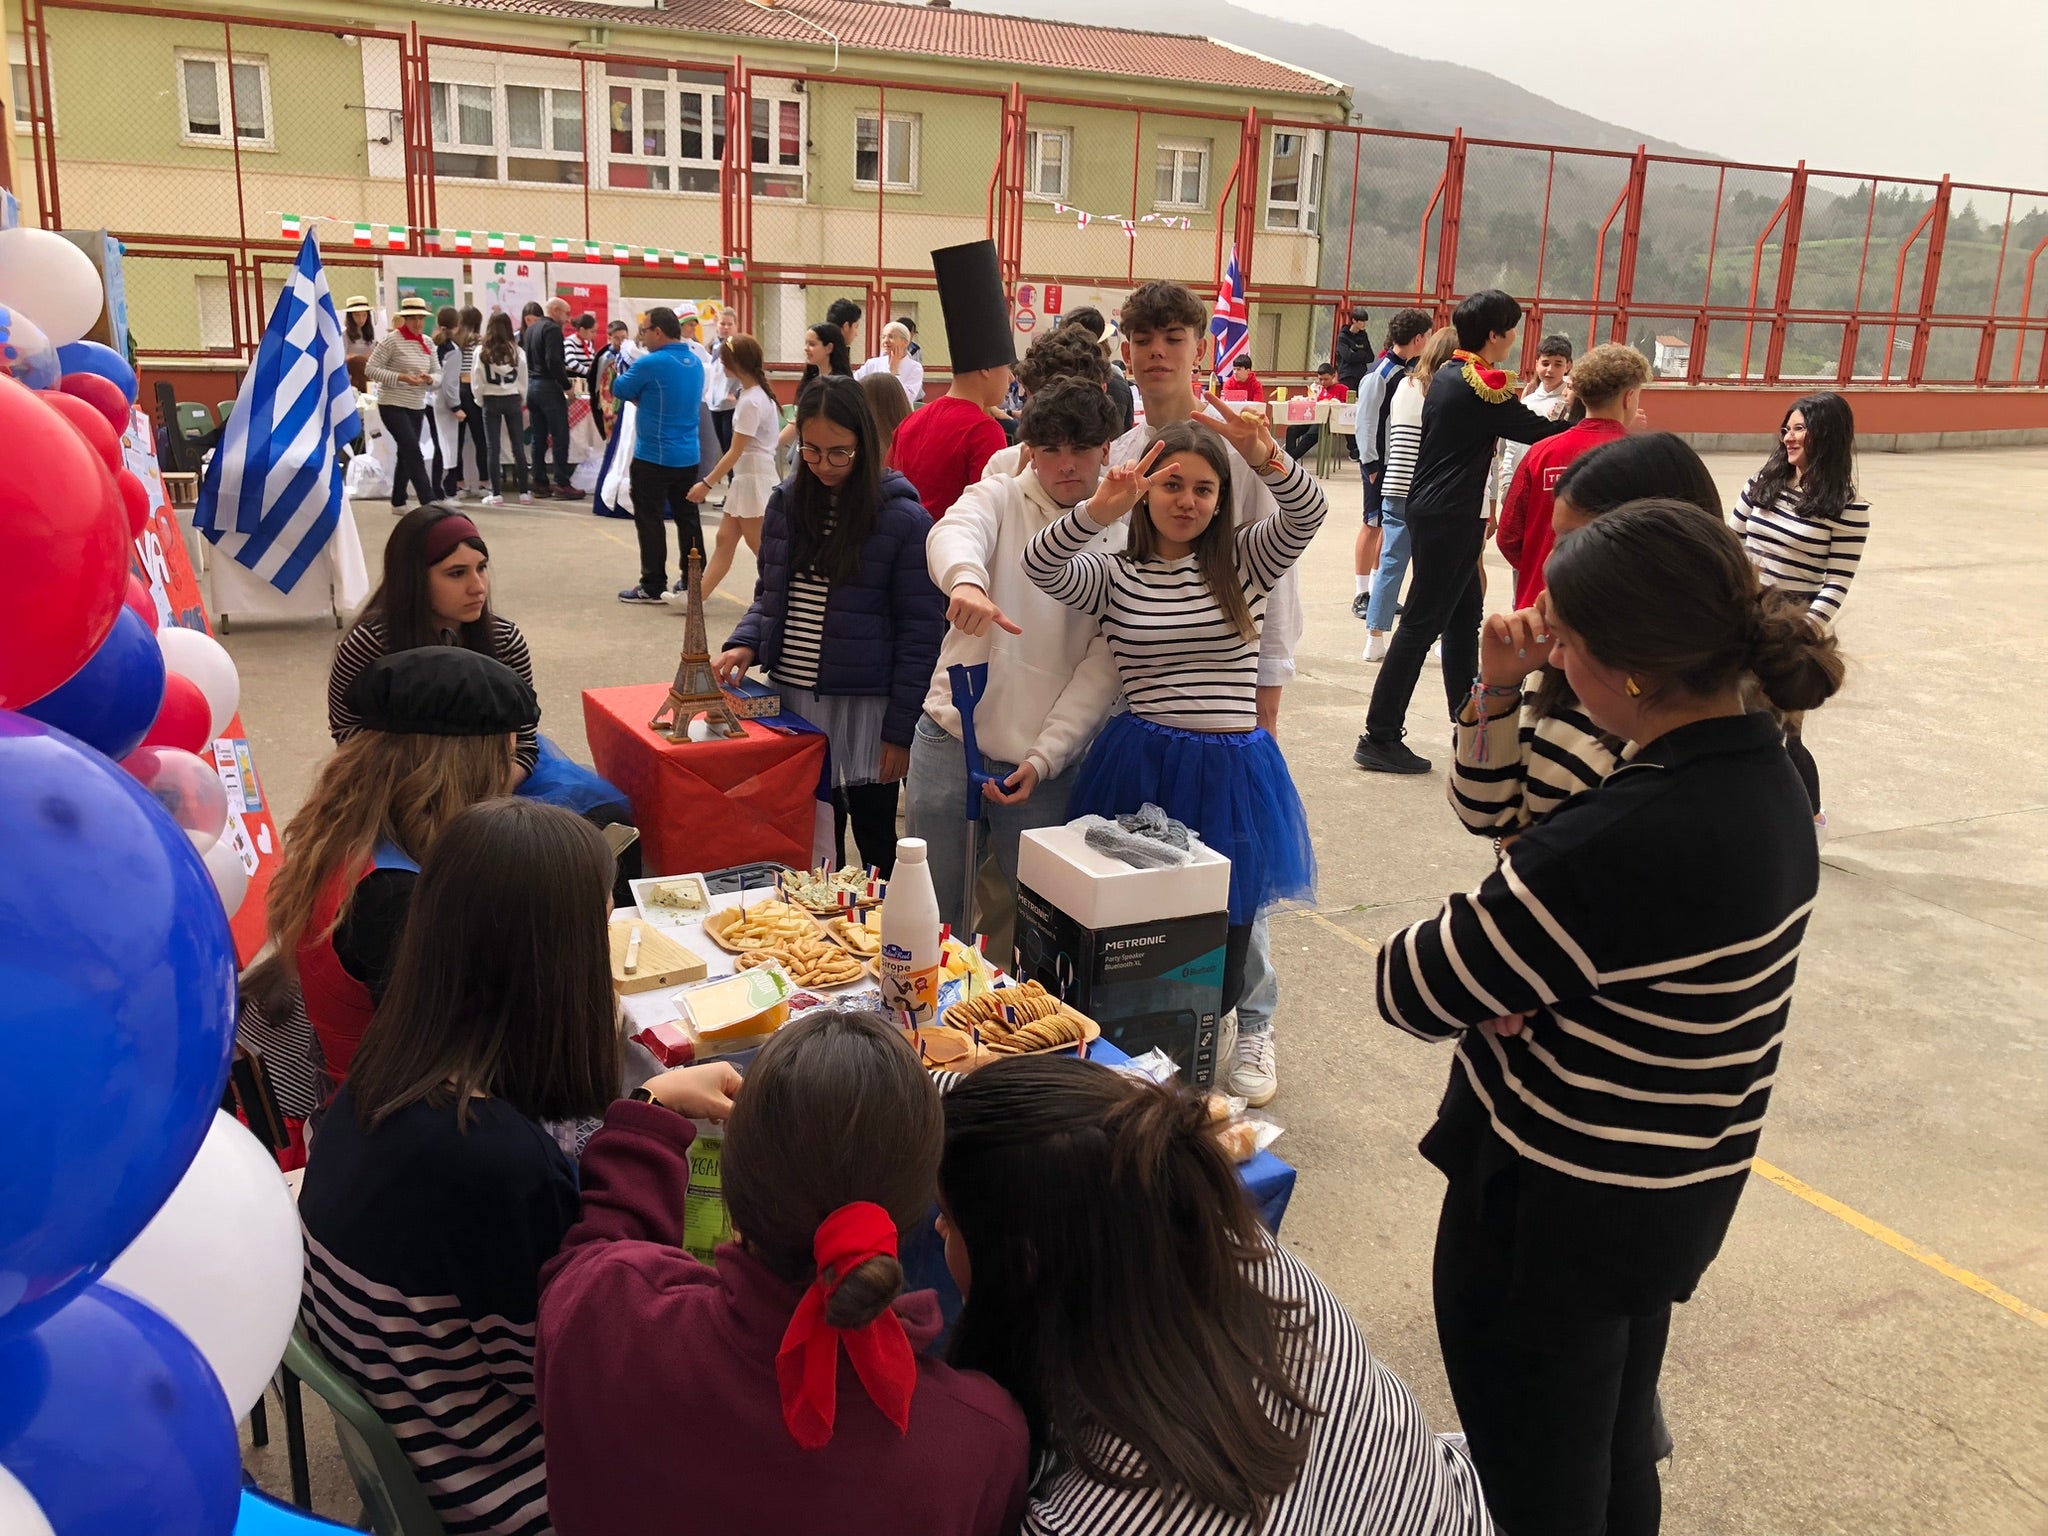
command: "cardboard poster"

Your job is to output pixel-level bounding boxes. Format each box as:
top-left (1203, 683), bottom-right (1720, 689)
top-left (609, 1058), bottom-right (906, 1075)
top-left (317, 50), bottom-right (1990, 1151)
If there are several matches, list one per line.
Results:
top-left (554, 278), bottom-right (611, 336)
top-left (475, 259), bottom-right (546, 322)
top-left (394, 272), bottom-right (457, 316)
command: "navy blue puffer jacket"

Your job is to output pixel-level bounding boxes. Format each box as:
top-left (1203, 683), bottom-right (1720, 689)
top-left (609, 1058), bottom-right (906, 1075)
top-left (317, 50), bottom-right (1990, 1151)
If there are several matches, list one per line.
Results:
top-left (724, 469), bottom-right (945, 746)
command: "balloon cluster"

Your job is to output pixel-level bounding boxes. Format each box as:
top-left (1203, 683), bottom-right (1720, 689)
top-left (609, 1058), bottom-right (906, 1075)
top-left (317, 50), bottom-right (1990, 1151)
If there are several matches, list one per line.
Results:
top-left (0, 226), bottom-right (329, 1533)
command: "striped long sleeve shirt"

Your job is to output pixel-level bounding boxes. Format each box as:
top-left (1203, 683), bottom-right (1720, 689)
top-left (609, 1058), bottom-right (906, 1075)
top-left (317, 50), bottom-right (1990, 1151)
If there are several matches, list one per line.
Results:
top-left (1382, 712), bottom-right (1818, 1194)
top-left (1448, 693), bottom-right (1621, 836)
top-left (329, 615), bottom-right (541, 776)
top-left (1023, 1240), bottom-right (1494, 1536)
top-left (1023, 457), bottom-right (1327, 732)
top-left (1731, 479), bottom-right (1871, 627)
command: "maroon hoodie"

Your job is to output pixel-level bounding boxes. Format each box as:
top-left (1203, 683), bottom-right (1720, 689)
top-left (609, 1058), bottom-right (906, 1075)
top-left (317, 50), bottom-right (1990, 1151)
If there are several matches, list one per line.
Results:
top-left (536, 1100), bottom-right (1029, 1536)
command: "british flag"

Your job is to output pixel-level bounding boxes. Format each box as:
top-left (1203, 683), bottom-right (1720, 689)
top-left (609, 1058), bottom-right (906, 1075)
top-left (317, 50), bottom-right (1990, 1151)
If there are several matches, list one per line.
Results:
top-left (1210, 245), bottom-right (1250, 379)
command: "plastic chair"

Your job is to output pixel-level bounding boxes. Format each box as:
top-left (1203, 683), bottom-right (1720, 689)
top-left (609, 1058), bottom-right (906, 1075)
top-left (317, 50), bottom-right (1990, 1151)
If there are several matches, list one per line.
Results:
top-left (277, 1328), bottom-right (447, 1536)
top-left (217, 399), bottom-right (238, 422)
top-left (176, 401), bottom-right (217, 439)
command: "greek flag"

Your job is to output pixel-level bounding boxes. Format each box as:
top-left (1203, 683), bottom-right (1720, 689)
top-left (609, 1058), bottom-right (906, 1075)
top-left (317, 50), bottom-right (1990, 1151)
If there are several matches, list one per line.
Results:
top-left (192, 233), bottom-right (361, 593)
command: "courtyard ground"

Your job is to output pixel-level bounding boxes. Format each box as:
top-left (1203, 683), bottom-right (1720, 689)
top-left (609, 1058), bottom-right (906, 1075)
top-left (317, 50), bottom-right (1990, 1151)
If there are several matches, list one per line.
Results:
top-left (232, 446), bottom-right (2048, 1535)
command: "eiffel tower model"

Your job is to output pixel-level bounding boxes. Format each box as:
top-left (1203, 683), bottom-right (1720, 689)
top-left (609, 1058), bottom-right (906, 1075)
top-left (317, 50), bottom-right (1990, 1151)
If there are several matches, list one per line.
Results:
top-left (649, 550), bottom-right (746, 742)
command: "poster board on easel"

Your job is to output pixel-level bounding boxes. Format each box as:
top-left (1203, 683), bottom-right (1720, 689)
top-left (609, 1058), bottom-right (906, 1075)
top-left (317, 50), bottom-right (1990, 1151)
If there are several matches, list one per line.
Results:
top-left (379, 256), bottom-right (469, 322)
top-left (473, 258), bottom-right (549, 322)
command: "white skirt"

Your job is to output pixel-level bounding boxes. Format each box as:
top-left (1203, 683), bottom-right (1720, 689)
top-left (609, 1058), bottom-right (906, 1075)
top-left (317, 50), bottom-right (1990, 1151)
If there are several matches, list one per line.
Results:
top-left (774, 682), bottom-right (887, 788)
top-left (723, 456), bottom-right (779, 520)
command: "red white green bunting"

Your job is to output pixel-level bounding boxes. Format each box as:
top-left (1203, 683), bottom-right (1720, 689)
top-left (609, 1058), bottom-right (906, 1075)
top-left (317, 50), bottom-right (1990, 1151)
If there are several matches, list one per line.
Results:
top-left (272, 213), bottom-right (745, 271)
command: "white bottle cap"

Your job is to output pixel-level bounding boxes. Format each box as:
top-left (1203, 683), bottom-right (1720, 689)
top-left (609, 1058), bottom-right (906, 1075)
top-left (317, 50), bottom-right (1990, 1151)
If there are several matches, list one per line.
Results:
top-left (895, 837), bottom-right (928, 865)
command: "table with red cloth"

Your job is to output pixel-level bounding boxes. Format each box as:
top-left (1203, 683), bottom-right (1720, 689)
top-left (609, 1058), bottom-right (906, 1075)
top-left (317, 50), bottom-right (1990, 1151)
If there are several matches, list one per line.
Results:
top-left (583, 684), bottom-right (828, 875)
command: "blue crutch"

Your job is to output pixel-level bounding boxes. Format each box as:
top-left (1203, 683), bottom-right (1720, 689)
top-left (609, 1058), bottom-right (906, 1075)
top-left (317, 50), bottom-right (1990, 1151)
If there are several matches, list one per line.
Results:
top-left (946, 662), bottom-right (1004, 938)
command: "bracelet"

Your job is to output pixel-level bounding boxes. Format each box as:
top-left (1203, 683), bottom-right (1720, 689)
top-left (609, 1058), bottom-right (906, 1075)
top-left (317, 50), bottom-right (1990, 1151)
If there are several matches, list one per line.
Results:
top-left (1464, 679), bottom-right (1522, 761)
top-left (1261, 450), bottom-right (1290, 476)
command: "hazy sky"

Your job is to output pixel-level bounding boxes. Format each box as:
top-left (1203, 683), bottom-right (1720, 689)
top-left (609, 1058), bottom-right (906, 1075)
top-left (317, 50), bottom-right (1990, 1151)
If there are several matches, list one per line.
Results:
top-left (1230, 0), bottom-right (2047, 198)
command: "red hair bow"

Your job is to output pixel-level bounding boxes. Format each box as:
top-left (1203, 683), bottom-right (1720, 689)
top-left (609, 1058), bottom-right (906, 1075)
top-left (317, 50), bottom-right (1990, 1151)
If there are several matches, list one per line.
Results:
top-left (774, 1202), bottom-right (916, 1451)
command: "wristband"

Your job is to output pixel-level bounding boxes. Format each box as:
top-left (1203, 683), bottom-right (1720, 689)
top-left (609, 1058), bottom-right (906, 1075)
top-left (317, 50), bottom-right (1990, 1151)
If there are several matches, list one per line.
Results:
top-left (1261, 450), bottom-right (1289, 476)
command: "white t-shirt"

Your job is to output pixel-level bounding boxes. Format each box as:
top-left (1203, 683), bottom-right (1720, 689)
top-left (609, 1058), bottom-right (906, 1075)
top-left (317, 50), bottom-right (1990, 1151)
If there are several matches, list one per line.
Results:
top-left (855, 353), bottom-right (924, 405)
top-left (731, 387), bottom-right (779, 467)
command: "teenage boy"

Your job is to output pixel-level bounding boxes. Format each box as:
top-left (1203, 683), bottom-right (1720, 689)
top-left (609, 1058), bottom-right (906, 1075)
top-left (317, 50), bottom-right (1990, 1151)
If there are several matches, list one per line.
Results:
top-left (1284, 361), bottom-right (1346, 460)
top-left (907, 379), bottom-right (1128, 957)
top-left (523, 298), bottom-right (580, 499)
top-left (893, 241), bottom-right (1016, 520)
top-left (1354, 289), bottom-right (1570, 775)
top-left (1059, 306), bottom-right (1135, 433)
top-left (1491, 332), bottom-right (1573, 512)
top-left (825, 296), bottom-right (864, 360)
top-left (1113, 280), bottom-right (1308, 1107)
top-left (1352, 307), bottom-right (1435, 619)
top-left (612, 307), bottom-right (706, 606)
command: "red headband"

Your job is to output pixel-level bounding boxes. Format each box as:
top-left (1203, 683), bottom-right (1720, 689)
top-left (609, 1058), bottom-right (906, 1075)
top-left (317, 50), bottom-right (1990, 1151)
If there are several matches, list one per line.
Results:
top-left (774, 1202), bottom-right (915, 1450)
top-left (423, 513), bottom-right (483, 566)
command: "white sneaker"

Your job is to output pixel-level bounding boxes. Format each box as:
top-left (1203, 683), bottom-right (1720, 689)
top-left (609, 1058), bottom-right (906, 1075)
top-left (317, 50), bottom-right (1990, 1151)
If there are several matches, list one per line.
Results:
top-left (1814, 810), bottom-right (1828, 848)
top-left (1229, 1031), bottom-right (1277, 1108)
top-left (1364, 630), bottom-right (1390, 662)
top-left (479, 493), bottom-right (504, 507)
top-left (517, 492), bottom-right (534, 505)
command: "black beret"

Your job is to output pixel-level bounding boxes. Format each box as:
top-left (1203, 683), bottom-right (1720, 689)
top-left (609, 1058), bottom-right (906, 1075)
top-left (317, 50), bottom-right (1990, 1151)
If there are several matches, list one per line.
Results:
top-left (345, 648), bottom-right (539, 737)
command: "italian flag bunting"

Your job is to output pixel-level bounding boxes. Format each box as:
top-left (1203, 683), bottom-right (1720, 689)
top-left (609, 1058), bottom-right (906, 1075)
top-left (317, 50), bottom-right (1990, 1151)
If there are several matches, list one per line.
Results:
top-left (582, 242), bottom-right (601, 263)
top-left (728, 256), bottom-right (746, 273)
top-left (641, 247), bottom-right (661, 265)
top-left (422, 228), bottom-right (443, 252)
top-left (385, 224), bottom-right (408, 250)
top-left (279, 213), bottom-right (302, 239)
top-left (550, 237), bottom-right (570, 257)
top-left (452, 231), bottom-right (476, 254)
top-left (352, 222), bottom-right (373, 248)
top-left (702, 253), bottom-right (722, 271)
top-left (610, 243), bottom-right (630, 263)
top-left (486, 232), bottom-right (506, 255)
top-left (672, 250), bottom-right (692, 267)
top-left (518, 233), bottom-right (537, 255)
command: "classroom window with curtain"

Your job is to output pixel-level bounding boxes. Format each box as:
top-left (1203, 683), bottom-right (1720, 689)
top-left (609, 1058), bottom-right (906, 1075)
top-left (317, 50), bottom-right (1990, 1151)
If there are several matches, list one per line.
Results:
top-left (604, 65), bottom-right (726, 194)
top-left (428, 63), bottom-right (585, 185)
top-left (1024, 128), bottom-right (1069, 201)
top-left (854, 113), bottom-right (919, 192)
top-left (1155, 139), bottom-right (1208, 211)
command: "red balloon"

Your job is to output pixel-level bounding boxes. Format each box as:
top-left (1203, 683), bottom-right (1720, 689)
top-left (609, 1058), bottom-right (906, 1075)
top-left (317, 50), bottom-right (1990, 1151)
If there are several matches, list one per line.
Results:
top-left (59, 371), bottom-right (135, 435)
top-left (39, 388), bottom-right (124, 474)
top-left (123, 574), bottom-right (159, 631)
top-left (140, 671), bottom-right (213, 755)
top-left (0, 375), bottom-right (128, 708)
top-left (117, 469), bottom-right (152, 536)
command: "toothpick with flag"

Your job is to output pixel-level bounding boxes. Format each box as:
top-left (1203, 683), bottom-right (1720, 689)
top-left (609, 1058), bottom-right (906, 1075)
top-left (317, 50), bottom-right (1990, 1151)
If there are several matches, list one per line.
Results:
top-left (190, 232), bottom-right (362, 594)
top-left (1210, 245), bottom-right (1249, 383)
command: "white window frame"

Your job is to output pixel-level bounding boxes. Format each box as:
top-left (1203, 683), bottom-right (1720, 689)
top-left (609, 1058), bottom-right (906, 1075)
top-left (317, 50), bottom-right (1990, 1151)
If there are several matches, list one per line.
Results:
top-left (1154, 137), bottom-right (1209, 212)
top-left (1024, 127), bottom-right (1069, 202)
top-left (427, 55), bottom-right (586, 186)
top-left (747, 89), bottom-right (808, 199)
top-left (853, 111), bottom-right (919, 192)
top-left (9, 39), bottom-right (53, 135)
top-left (602, 68), bottom-right (726, 196)
top-left (177, 50), bottom-right (272, 151)
top-left (1265, 129), bottom-right (1323, 234)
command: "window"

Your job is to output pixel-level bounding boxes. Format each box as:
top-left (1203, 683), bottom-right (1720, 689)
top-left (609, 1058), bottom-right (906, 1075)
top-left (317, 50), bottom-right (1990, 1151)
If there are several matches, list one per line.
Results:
top-left (1024, 128), bottom-right (1068, 201)
top-left (1154, 139), bottom-right (1208, 211)
top-left (9, 40), bottom-right (48, 133)
top-left (854, 113), bottom-right (918, 191)
top-left (604, 65), bottom-right (724, 194)
top-left (429, 70), bottom-right (585, 186)
top-left (1266, 130), bottom-right (1322, 233)
top-left (750, 93), bottom-right (805, 200)
top-left (178, 52), bottom-right (270, 148)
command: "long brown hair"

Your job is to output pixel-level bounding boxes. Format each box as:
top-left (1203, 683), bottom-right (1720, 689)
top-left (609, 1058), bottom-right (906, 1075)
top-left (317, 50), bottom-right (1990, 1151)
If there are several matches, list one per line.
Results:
top-left (858, 372), bottom-right (913, 456)
top-left (941, 1056), bottom-right (1319, 1521)
top-left (1124, 419), bottom-right (1257, 644)
top-left (355, 507), bottom-right (497, 654)
top-left (1411, 324), bottom-right (1459, 390)
top-left (722, 1010), bottom-right (941, 1328)
top-left (265, 728), bottom-right (514, 974)
top-left (455, 304), bottom-right (483, 352)
top-left (347, 798), bottom-right (621, 1131)
top-left (480, 311), bottom-right (520, 370)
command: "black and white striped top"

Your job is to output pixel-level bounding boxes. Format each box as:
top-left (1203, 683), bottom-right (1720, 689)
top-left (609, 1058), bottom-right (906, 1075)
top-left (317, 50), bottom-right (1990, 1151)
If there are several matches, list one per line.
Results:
top-left (1730, 480), bottom-right (1871, 627)
top-left (298, 1090), bottom-right (580, 1535)
top-left (1448, 693), bottom-right (1621, 835)
top-left (1379, 377), bottom-right (1425, 501)
top-left (773, 509), bottom-right (835, 691)
top-left (329, 615), bottom-right (541, 775)
top-left (1023, 457), bottom-right (1326, 732)
top-left (1383, 712), bottom-right (1818, 1191)
top-left (1023, 1240), bottom-right (1493, 1535)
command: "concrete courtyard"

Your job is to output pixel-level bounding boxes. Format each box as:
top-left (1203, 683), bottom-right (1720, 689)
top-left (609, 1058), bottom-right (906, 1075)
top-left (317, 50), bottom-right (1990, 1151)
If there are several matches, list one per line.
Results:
top-left (230, 446), bottom-right (2048, 1534)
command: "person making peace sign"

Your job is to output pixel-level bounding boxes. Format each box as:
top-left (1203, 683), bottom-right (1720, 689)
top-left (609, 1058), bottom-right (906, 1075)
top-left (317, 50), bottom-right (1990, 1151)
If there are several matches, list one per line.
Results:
top-left (1022, 399), bottom-right (1327, 1019)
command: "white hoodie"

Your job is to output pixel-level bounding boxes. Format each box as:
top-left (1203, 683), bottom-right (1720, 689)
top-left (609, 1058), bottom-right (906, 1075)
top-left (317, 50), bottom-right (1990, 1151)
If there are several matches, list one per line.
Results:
top-left (923, 466), bottom-right (1125, 782)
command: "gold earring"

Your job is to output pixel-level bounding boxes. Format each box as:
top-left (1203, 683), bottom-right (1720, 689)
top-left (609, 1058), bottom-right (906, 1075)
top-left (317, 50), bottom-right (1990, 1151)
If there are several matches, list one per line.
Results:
top-left (1625, 676), bottom-right (1642, 697)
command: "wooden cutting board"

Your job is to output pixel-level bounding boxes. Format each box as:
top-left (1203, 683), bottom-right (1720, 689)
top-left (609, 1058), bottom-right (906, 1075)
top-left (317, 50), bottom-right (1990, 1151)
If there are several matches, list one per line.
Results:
top-left (609, 919), bottom-right (710, 994)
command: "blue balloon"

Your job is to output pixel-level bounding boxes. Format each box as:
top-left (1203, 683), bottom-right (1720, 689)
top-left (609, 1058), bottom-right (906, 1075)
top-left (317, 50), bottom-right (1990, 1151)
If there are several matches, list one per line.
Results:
top-left (0, 1284), bottom-right (240, 1536)
top-left (20, 608), bottom-right (167, 761)
top-left (54, 339), bottom-right (138, 405)
top-left (236, 1489), bottom-right (358, 1533)
top-left (0, 714), bottom-right (237, 1338)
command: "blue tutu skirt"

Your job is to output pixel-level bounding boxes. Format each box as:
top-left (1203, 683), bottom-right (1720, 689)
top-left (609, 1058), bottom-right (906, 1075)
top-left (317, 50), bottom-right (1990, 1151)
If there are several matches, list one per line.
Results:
top-left (1068, 713), bottom-right (1316, 924)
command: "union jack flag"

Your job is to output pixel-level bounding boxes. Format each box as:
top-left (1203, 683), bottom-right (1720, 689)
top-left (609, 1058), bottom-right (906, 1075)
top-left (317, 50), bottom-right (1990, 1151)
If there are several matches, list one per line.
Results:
top-left (1211, 245), bottom-right (1249, 379)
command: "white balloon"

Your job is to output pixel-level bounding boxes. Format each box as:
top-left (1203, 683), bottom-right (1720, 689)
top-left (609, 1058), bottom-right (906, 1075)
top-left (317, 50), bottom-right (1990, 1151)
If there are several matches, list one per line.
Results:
top-left (0, 1467), bottom-right (56, 1536)
top-left (204, 835), bottom-right (250, 919)
top-left (103, 1111), bottom-right (304, 1423)
top-left (0, 228), bottom-right (106, 348)
top-left (157, 626), bottom-right (241, 740)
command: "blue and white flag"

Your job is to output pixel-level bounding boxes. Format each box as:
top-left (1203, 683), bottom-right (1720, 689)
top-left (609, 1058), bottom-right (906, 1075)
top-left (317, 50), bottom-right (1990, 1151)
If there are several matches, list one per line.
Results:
top-left (1210, 245), bottom-right (1250, 381)
top-left (192, 233), bottom-right (361, 594)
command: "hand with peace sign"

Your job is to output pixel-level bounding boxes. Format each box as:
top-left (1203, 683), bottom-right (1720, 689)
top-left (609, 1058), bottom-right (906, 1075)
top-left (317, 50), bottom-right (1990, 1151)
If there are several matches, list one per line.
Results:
top-left (1197, 389), bottom-right (1280, 470)
top-left (1084, 440), bottom-right (1171, 526)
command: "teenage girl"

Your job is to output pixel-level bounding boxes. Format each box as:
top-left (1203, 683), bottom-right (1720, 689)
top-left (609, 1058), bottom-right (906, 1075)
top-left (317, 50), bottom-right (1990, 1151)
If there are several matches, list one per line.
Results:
top-left (686, 333), bottom-right (779, 602)
top-left (1024, 401), bottom-right (1325, 1015)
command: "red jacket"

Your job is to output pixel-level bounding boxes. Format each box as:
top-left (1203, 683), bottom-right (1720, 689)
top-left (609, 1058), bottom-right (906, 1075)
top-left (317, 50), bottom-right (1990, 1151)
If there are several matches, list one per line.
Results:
top-left (536, 1101), bottom-right (1030, 1536)
top-left (1497, 417), bottom-right (1627, 609)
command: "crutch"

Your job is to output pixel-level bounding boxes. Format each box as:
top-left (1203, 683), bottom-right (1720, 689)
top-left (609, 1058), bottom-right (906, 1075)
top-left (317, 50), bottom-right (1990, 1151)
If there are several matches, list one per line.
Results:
top-left (946, 662), bottom-right (1003, 938)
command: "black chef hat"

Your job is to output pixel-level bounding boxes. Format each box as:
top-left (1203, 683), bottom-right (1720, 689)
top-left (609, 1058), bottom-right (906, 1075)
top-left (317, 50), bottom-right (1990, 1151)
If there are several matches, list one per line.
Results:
top-left (344, 648), bottom-right (539, 737)
top-left (931, 239), bottom-right (1016, 375)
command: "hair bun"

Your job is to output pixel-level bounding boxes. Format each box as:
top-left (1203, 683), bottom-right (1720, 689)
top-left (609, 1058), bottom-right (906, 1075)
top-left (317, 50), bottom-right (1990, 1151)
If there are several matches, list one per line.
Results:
top-left (1748, 589), bottom-right (1845, 715)
top-left (823, 1254), bottom-right (904, 1331)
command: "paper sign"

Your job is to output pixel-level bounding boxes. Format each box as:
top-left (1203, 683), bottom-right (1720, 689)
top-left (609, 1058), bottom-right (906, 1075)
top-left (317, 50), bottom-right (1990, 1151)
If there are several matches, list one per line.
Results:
top-left (1042, 283), bottom-right (1063, 316)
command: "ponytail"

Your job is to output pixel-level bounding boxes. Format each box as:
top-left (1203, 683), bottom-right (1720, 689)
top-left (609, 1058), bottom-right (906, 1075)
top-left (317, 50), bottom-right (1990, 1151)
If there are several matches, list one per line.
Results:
top-left (822, 1252), bottom-right (905, 1330)
top-left (1748, 588), bottom-right (1845, 715)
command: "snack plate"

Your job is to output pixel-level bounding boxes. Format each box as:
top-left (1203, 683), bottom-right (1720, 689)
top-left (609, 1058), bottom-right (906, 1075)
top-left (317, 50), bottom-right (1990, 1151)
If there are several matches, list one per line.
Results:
top-left (629, 874), bottom-right (713, 930)
top-left (700, 899), bottom-right (827, 955)
top-left (736, 944), bottom-right (875, 990)
top-left (822, 912), bottom-right (882, 959)
top-left (916, 999), bottom-right (1099, 1074)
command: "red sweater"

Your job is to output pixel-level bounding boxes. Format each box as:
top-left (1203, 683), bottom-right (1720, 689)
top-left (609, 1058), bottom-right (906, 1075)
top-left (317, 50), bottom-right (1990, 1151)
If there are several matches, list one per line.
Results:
top-left (889, 394), bottom-right (1009, 518)
top-left (1497, 417), bottom-right (1627, 608)
top-left (536, 1101), bottom-right (1030, 1536)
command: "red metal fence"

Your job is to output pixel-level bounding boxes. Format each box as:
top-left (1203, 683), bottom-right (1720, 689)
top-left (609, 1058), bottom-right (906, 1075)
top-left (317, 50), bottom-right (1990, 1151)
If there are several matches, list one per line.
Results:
top-left (13, 0), bottom-right (2046, 389)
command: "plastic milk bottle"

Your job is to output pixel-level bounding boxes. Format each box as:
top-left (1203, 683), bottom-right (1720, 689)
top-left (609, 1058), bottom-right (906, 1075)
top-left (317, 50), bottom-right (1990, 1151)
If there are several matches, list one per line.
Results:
top-left (878, 837), bottom-right (942, 1027)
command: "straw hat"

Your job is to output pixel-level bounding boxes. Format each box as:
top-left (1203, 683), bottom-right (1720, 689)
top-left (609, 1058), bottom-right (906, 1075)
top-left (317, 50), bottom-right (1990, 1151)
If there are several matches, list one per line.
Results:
top-left (341, 295), bottom-right (372, 312)
top-left (395, 295), bottom-right (432, 320)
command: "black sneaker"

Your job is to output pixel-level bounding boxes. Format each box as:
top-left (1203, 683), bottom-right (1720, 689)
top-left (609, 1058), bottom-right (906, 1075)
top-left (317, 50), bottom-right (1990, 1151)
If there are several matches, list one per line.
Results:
top-left (1354, 735), bottom-right (1432, 774)
top-left (618, 586), bottom-right (665, 606)
top-left (1349, 591), bottom-right (1372, 620)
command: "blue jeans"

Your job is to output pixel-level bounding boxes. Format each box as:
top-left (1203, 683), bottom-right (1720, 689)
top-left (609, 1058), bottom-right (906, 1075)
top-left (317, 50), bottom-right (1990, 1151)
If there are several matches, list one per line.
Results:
top-left (1237, 917), bottom-right (1277, 1036)
top-left (904, 714), bottom-right (1078, 936)
top-left (1366, 494), bottom-right (1411, 631)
